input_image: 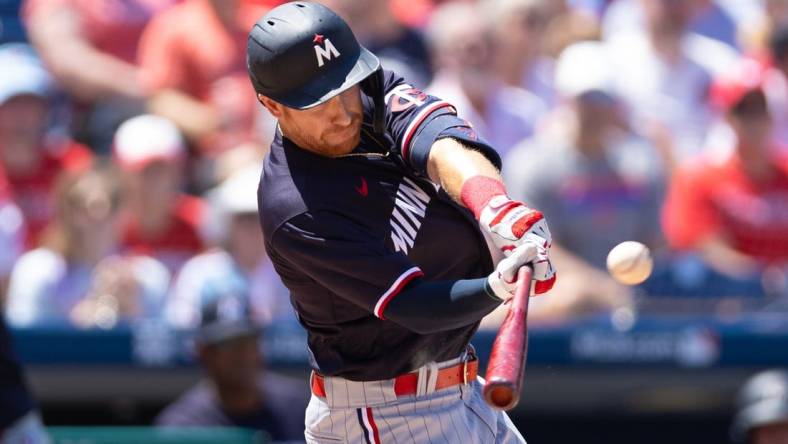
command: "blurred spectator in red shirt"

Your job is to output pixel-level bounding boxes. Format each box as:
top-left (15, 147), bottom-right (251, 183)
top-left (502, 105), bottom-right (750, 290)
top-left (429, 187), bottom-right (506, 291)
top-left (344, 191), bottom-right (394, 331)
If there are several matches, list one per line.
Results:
top-left (113, 115), bottom-right (205, 273)
top-left (662, 63), bottom-right (788, 279)
top-left (425, 1), bottom-right (547, 159)
top-left (138, 0), bottom-right (268, 156)
top-left (0, 44), bottom-right (92, 248)
top-left (23, 0), bottom-right (177, 153)
top-left (6, 166), bottom-right (170, 328)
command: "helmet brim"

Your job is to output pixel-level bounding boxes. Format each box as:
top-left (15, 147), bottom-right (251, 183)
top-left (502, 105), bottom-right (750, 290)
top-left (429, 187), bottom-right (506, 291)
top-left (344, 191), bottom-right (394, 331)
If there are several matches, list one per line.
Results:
top-left (271, 46), bottom-right (380, 110)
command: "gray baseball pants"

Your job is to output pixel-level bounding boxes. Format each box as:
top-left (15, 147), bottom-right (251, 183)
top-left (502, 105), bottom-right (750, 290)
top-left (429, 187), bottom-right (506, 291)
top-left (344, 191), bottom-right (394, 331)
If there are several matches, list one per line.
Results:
top-left (304, 355), bottom-right (526, 443)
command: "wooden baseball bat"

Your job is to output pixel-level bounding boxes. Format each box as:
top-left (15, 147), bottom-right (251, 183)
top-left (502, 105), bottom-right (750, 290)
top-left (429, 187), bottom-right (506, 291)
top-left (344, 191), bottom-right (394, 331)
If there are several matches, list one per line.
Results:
top-left (482, 266), bottom-right (533, 411)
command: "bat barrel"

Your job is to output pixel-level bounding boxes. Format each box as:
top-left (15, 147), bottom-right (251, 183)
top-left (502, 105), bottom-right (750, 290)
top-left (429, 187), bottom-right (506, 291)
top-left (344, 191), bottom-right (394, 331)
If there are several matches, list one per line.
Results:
top-left (482, 267), bottom-right (533, 411)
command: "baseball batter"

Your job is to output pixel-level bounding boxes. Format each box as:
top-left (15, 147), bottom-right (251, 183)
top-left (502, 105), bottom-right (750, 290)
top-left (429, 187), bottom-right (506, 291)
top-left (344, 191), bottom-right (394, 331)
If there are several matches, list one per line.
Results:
top-left (247, 3), bottom-right (556, 443)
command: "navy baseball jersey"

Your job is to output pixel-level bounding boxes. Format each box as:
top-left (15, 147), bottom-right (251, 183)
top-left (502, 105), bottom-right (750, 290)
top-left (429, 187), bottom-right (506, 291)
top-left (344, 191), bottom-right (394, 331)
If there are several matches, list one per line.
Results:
top-left (259, 70), bottom-right (501, 381)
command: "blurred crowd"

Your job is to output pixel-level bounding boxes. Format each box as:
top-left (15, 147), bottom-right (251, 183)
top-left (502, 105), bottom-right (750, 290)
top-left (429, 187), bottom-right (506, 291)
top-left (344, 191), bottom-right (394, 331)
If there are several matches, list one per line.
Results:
top-left (0, 0), bottom-right (786, 440)
top-left (1, 0), bottom-right (783, 330)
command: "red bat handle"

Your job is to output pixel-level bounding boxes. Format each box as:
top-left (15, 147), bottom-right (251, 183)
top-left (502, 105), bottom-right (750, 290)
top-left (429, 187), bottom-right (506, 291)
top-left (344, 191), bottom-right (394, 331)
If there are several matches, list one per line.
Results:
top-left (482, 266), bottom-right (533, 411)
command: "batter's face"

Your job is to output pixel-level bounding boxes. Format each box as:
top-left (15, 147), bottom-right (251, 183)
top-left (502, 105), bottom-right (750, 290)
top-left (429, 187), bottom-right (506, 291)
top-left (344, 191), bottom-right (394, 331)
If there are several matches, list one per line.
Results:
top-left (259, 85), bottom-right (363, 157)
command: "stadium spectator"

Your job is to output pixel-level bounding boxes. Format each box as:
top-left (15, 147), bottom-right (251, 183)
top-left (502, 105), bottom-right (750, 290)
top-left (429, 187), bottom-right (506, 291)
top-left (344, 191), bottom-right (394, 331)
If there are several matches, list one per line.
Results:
top-left (731, 370), bottom-right (788, 444)
top-left (604, 0), bottom-right (738, 165)
top-left (0, 43), bottom-right (92, 248)
top-left (113, 115), bottom-right (205, 274)
top-left (484, 0), bottom-right (558, 106)
top-left (425, 1), bottom-right (547, 159)
top-left (501, 42), bottom-right (662, 322)
top-left (662, 62), bottom-right (788, 280)
top-left (22, 0), bottom-right (176, 153)
top-left (318, 0), bottom-right (433, 88)
top-left (138, 0), bottom-right (268, 155)
top-left (156, 275), bottom-right (307, 441)
top-left (5, 166), bottom-right (170, 328)
top-left (167, 164), bottom-right (292, 329)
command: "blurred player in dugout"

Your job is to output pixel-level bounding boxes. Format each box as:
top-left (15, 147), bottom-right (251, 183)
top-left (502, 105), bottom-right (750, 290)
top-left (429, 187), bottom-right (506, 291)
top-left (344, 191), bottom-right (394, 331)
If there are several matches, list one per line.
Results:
top-left (732, 370), bottom-right (788, 444)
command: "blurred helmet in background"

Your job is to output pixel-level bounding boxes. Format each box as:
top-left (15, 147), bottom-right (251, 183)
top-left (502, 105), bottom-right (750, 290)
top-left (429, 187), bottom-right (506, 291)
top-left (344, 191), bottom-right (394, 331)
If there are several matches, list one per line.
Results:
top-left (732, 370), bottom-right (788, 443)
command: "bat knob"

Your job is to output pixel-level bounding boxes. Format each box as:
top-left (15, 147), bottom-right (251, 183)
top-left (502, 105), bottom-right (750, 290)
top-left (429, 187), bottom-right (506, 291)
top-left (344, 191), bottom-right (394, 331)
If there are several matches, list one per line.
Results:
top-left (482, 376), bottom-right (518, 411)
top-left (489, 387), bottom-right (515, 410)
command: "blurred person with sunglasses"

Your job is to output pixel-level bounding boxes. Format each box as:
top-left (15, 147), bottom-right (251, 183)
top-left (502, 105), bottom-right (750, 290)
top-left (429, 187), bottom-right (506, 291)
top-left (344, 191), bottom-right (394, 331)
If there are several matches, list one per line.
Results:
top-left (425, 1), bottom-right (547, 159)
top-left (5, 165), bottom-right (170, 328)
top-left (662, 61), bottom-right (788, 280)
top-left (483, 0), bottom-right (560, 106)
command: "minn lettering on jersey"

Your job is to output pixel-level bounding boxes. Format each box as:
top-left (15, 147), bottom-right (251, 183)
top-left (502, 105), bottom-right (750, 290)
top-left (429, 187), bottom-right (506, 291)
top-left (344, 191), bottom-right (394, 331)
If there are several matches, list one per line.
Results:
top-left (389, 177), bottom-right (431, 254)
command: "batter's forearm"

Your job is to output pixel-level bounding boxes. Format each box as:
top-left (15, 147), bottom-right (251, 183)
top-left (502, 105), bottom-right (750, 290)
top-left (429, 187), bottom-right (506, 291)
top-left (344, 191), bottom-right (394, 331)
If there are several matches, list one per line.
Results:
top-left (383, 278), bottom-right (502, 334)
top-left (426, 138), bottom-right (503, 207)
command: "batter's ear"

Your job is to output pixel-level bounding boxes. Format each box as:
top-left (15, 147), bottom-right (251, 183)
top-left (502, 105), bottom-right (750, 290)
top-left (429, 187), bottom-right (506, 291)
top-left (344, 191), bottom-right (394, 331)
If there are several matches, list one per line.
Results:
top-left (258, 94), bottom-right (283, 117)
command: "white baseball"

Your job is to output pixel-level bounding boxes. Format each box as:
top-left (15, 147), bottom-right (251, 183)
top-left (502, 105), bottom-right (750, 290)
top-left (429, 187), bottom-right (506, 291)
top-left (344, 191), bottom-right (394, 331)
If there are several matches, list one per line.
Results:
top-left (606, 241), bottom-right (653, 285)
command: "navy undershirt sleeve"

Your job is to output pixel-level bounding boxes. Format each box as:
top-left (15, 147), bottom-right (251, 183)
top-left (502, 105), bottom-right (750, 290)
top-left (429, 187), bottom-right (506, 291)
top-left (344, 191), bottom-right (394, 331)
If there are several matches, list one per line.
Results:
top-left (383, 278), bottom-right (502, 335)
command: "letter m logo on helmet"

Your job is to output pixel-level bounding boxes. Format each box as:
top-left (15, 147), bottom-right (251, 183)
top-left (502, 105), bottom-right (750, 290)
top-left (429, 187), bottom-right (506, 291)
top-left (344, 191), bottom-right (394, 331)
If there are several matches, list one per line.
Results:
top-left (313, 34), bottom-right (341, 67)
top-left (246, 2), bottom-right (380, 109)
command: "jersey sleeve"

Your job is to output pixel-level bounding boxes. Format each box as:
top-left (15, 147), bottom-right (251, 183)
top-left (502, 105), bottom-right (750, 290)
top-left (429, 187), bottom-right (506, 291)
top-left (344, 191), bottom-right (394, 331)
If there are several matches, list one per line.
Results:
top-left (269, 211), bottom-right (424, 319)
top-left (380, 71), bottom-right (501, 175)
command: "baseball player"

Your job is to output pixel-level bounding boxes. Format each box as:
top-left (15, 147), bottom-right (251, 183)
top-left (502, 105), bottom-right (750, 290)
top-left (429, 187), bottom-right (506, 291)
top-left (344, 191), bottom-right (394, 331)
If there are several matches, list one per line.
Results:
top-left (248, 3), bottom-right (556, 443)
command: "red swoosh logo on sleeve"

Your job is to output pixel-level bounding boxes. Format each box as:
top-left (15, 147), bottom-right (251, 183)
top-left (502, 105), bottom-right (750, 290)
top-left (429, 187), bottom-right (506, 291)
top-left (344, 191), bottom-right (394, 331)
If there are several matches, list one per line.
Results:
top-left (355, 177), bottom-right (368, 197)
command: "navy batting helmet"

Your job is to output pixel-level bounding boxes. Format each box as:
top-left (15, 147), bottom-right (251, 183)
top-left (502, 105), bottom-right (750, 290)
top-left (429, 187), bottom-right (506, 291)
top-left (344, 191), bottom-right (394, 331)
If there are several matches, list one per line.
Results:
top-left (731, 370), bottom-right (788, 442)
top-left (246, 2), bottom-right (381, 110)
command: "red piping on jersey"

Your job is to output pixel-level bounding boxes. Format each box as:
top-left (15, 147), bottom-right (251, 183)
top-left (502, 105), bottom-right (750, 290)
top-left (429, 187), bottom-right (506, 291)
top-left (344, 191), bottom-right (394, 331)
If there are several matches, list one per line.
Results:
top-left (400, 101), bottom-right (452, 162)
top-left (373, 267), bottom-right (424, 319)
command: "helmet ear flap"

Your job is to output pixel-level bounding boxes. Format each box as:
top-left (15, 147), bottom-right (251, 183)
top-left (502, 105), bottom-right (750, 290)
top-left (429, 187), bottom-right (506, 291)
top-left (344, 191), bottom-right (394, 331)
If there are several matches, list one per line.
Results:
top-left (361, 67), bottom-right (385, 135)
